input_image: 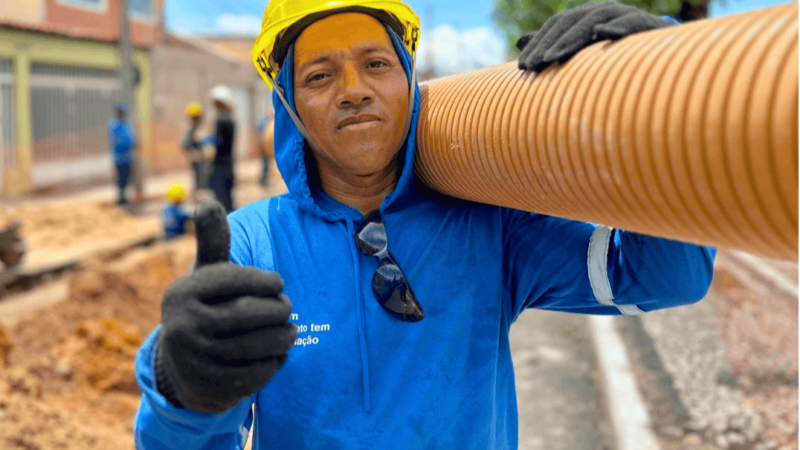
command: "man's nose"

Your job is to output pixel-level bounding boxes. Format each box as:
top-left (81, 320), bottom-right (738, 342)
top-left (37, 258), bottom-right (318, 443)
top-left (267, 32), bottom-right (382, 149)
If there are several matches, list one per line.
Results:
top-left (337, 65), bottom-right (373, 109)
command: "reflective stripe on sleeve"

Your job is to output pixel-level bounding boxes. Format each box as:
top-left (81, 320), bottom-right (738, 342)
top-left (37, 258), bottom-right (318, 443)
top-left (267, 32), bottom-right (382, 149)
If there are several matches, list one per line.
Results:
top-left (587, 226), bottom-right (644, 315)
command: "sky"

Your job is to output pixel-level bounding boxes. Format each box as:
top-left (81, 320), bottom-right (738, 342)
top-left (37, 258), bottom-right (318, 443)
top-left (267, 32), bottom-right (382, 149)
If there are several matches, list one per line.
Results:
top-left (166, 0), bottom-right (794, 75)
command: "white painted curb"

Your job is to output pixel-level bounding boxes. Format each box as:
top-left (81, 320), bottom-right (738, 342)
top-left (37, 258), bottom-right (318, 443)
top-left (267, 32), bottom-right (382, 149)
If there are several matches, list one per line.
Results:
top-left (730, 251), bottom-right (798, 298)
top-left (589, 315), bottom-right (660, 450)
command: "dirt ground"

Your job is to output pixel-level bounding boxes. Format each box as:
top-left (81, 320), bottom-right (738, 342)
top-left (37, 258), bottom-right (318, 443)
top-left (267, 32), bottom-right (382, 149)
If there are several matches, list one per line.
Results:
top-left (0, 237), bottom-right (196, 450)
top-left (0, 162), bottom-right (283, 271)
top-left (0, 201), bottom-right (160, 269)
top-left (0, 201), bottom-right (153, 250)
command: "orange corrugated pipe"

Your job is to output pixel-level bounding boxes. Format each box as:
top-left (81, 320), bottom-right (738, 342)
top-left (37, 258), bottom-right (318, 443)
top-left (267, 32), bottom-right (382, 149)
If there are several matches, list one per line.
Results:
top-left (415, 2), bottom-right (798, 260)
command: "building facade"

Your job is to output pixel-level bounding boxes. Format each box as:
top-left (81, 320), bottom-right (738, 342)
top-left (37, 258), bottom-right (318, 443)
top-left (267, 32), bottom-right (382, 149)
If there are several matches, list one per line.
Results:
top-left (0, 0), bottom-right (162, 196)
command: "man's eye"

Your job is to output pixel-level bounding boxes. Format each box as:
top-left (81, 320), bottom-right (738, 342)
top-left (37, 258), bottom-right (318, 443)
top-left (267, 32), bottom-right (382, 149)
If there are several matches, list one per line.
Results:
top-left (308, 73), bottom-right (328, 83)
top-left (368, 61), bottom-right (388, 69)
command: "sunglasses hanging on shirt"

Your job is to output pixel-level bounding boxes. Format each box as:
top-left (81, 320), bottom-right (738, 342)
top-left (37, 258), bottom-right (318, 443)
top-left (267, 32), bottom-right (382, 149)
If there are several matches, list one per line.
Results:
top-left (355, 212), bottom-right (424, 322)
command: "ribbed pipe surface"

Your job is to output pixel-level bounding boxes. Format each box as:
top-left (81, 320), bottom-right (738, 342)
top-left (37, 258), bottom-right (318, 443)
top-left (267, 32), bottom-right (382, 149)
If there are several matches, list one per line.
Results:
top-left (415, 2), bottom-right (798, 260)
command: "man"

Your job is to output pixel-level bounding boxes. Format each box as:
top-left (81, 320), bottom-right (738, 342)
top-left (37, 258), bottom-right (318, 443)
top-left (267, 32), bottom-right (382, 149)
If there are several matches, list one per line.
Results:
top-left (107, 102), bottom-right (136, 205)
top-left (209, 85), bottom-right (237, 213)
top-left (182, 102), bottom-right (211, 197)
top-left (135, 2), bottom-right (714, 449)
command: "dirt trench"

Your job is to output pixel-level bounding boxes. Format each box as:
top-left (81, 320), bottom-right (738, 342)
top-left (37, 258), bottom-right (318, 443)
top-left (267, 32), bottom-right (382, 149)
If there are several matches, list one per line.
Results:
top-left (0, 165), bottom-right (284, 450)
top-left (0, 237), bottom-right (196, 450)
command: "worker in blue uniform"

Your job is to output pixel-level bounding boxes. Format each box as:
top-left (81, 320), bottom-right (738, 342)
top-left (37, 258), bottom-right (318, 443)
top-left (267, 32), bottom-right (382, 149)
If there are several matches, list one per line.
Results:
top-left (134, 2), bottom-right (714, 449)
top-left (107, 102), bottom-right (136, 205)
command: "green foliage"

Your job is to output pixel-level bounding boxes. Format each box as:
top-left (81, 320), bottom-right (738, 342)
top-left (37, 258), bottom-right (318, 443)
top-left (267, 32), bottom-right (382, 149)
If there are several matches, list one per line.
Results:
top-left (492, 0), bottom-right (712, 53)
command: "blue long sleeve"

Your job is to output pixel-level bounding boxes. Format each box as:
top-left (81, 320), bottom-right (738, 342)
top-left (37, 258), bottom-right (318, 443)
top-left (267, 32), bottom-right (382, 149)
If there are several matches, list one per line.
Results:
top-left (133, 327), bottom-right (254, 450)
top-left (108, 119), bottom-right (136, 165)
top-left (502, 209), bottom-right (716, 321)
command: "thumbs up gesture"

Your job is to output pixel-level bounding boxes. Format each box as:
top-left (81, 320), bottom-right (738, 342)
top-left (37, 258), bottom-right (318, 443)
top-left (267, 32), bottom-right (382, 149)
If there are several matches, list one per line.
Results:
top-left (156, 200), bottom-right (296, 413)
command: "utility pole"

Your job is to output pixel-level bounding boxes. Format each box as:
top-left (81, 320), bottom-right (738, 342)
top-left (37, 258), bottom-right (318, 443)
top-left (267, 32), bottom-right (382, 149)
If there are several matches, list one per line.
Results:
top-left (118, 0), bottom-right (144, 199)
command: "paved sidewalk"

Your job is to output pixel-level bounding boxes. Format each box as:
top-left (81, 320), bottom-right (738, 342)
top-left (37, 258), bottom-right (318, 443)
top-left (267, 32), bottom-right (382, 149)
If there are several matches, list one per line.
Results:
top-left (511, 310), bottom-right (614, 450)
top-left (630, 296), bottom-right (774, 450)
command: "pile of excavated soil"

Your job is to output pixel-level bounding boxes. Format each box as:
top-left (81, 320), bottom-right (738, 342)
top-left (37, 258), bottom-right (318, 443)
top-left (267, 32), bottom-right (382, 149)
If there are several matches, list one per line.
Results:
top-left (0, 324), bottom-right (12, 367)
top-left (9, 244), bottom-right (191, 371)
top-left (0, 213), bottom-right (19, 231)
top-left (0, 237), bottom-right (195, 450)
top-left (0, 390), bottom-right (134, 450)
top-left (51, 318), bottom-right (142, 392)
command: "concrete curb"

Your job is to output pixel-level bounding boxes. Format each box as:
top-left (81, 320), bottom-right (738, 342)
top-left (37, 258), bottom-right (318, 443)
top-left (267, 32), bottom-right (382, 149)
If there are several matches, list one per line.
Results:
top-left (589, 315), bottom-right (660, 450)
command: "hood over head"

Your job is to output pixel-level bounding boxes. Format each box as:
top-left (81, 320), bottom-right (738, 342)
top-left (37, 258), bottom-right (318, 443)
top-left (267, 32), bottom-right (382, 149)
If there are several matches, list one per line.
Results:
top-left (271, 20), bottom-right (421, 222)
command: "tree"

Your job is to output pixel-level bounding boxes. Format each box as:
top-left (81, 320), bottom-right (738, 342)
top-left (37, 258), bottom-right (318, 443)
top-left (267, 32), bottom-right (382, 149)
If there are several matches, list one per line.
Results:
top-left (493, 0), bottom-right (718, 54)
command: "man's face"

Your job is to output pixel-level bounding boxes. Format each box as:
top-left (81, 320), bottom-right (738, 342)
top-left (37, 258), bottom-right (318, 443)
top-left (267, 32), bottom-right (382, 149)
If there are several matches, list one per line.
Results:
top-left (293, 13), bottom-right (409, 177)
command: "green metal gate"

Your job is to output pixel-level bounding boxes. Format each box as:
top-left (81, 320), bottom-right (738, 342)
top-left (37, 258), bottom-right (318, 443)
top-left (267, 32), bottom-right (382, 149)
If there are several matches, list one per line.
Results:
top-left (0, 59), bottom-right (16, 189)
top-left (29, 62), bottom-right (121, 187)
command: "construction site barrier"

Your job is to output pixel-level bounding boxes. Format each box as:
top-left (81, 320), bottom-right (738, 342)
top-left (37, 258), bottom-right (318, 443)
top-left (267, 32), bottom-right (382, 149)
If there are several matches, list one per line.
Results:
top-left (415, 2), bottom-right (798, 260)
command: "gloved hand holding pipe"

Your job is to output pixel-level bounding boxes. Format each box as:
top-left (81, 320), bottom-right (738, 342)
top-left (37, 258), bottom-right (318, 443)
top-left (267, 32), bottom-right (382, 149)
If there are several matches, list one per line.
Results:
top-left (415, 2), bottom-right (797, 260)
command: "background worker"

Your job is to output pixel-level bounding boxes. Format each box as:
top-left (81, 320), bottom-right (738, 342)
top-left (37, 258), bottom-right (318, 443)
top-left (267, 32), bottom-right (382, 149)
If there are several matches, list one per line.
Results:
top-left (135, 2), bottom-right (715, 449)
top-left (161, 184), bottom-right (192, 240)
top-left (182, 103), bottom-right (211, 198)
top-left (107, 102), bottom-right (136, 205)
top-left (209, 85), bottom-right (237, 213)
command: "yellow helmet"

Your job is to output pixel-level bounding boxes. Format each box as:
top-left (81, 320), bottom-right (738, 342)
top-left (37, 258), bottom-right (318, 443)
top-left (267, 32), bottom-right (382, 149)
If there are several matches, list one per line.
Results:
top-left (166, 184), bottom-right (187, 203)
top-left (186, 103), bottom-right (203, 118)
top-left (251, 0), bottom-right (421, 88)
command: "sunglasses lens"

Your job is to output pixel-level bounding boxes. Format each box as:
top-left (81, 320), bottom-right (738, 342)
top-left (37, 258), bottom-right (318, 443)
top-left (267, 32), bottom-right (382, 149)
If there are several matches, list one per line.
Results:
top-left (356, 222), bottom-right (387, 255)
top-left (374, 264), bottom-right (404, 295)
top-left (373, 264), bottom-right (424, 322)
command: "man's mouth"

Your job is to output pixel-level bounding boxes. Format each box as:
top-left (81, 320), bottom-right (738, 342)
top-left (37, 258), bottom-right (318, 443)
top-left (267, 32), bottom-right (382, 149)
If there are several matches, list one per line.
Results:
top-left (337, 114), bottom-right (381, 130)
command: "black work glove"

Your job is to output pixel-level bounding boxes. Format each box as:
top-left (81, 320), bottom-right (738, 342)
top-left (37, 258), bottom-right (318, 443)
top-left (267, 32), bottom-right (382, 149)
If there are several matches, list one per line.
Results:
top-left (155, 199), bottom-right (297, 413)
top-left (517, 1), bottom-right (674, 72)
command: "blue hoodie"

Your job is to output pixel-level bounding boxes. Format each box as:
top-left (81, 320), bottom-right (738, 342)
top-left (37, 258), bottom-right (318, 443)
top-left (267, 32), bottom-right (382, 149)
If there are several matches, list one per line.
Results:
top-left (134, 26), bottom-right (716, 450)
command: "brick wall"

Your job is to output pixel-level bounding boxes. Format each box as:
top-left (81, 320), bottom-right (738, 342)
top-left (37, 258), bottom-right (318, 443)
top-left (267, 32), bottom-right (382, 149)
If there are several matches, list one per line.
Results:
top-left (150, 36), bottom-right (266, 173)
top-left (45, 0), bottom-right (162, 47)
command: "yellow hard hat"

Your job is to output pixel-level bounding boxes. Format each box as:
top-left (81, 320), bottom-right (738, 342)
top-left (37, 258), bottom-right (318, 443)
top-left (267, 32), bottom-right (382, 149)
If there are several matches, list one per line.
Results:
top-left (251, 0), bottom-right (420, 89)
top-left (186, 103), bottom-right (203, 118)
top-left (166, 184), bottom-right (187, 203)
